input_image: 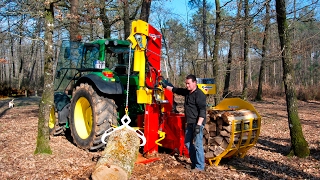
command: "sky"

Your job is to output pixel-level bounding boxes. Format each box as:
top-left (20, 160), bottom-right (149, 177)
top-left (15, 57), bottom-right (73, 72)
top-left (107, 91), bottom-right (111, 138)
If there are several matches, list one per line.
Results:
top-left (162, 0), bottom-right (197, 23)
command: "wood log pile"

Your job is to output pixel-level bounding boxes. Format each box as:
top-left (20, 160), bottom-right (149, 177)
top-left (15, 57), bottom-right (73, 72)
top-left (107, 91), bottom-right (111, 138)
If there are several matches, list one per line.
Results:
top-left (203, 109), bottom-right (259, 159)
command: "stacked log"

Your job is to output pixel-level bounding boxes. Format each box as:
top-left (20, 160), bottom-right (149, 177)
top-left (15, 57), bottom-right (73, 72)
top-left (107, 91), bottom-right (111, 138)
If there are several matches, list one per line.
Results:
top-left (203, 109), bottom-right (258, 159)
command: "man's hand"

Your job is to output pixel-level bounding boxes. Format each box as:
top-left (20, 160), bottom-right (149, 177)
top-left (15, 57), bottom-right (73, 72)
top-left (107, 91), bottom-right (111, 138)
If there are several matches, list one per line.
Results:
top-left (195, 125), bottom-right (201, 134)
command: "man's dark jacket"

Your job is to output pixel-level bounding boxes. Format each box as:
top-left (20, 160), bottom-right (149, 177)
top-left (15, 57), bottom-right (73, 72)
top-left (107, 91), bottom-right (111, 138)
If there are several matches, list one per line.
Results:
top-left (172, 87), bottom-right (206, 125)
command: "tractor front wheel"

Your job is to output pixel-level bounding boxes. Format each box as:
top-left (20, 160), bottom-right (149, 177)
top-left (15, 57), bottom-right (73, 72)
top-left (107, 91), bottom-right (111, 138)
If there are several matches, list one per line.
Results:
top-left (49, 106), bottom-right (64, 135)
top-left (69, 83), bottom-right (118, 151)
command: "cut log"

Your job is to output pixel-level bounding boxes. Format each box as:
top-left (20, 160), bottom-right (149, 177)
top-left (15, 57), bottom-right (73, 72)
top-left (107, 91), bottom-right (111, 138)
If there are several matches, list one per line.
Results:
top-left (205, 151), bottom-right (215, 158)
top-left (213, 146), bottom-right (225, 156)
top-left (92, 128), bottom-right (140, 180)
top-left (221, 110), bottom-right (258, 123)
top-left (204, 124), bottom-right (209, 135)
top-left (209, 123), bottom-right (216, 132)
top-left (221, 111), bottom-right (231, 124)
top-left (209, 131), bottom-right (216, 137)
top-left (209, 145), bottom-right (217, 151)
top-left (212, 136), bottom-right (224, 145)
top-left (203, 137), bottom-right (207, 145)
top-left (222, 125), bottom-right (231, 132)
top-left (220, 138), bottom-right (229, 149)
top-left (220, 130), bottom-right (230, 137)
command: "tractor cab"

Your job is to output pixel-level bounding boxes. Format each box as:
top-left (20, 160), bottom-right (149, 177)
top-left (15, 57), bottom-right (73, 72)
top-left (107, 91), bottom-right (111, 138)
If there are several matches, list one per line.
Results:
top-left (54, 39), bottom-right (133, 95)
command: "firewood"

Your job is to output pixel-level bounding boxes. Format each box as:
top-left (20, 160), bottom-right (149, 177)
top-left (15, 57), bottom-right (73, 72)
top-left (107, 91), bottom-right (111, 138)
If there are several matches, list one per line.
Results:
top-left (208, 138), bottom-right (218, 145)
top-left (205, 151), bottom-right (215, 158)
top-left (225, 136), bottom-right (230, 143)
top-left (204, 145), bottom-right (209, 152)
top-left (92, 128), bottom-right (140, 180)
top-left (217, 118), bottom-right (223, 126)
top-left (212, 136), bottom-right (224, 145)
top-left (203, 137), bottom-right (207, 145)
top-left (221, 110), bottom-right (258, 123)
top-left (203, 128), bottom-right (209, 135)
top-left (221, 111), bottom-right (231, 124)
top-left (204, 109), bottom-right (259, 161)
top-left (204, 124), bottom-right (210, 133)
top-left (209, 145), bottom-right (217, 151)
top-left (213, 146), bottom-right (225, 156)
top-left (209, 123), bottom-right (216, 132)
top-left (208, 110), bottom-right (227, 121)
top-left (220, 130), bottom-right (230, 137)
top-left (220, 138), bottom-right (229, 149)
top-left (223, 125), bottom-right (231, 132)
top-left (209, 131), bottom-right (216, 137)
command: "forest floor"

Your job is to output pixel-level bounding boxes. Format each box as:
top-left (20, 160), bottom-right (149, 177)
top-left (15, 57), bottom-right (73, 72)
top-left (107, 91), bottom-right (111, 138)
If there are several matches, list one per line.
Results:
top-left (0, 96), bottom-right (319, 180)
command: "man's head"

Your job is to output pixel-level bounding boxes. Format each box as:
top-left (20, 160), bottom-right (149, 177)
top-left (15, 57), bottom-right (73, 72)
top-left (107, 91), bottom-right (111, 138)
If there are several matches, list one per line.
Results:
top-left (185, 74), bottom-right (197, 92)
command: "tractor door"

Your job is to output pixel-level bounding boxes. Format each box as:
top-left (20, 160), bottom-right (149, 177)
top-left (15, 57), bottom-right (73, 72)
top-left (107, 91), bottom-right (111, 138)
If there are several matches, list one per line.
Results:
top-left (54, 41), bottom-right (102, 95)
top-left (54, 41), bottom-right (84, 95)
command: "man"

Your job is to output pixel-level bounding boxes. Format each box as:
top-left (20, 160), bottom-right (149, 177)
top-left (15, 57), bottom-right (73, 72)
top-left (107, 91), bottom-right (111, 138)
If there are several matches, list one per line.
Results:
top-left (161, 74), bottom-right (206, 171)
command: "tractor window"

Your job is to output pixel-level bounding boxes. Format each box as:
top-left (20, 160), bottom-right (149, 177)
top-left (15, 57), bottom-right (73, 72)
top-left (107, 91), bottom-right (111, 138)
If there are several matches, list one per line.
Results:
top-left (81, 44), bottom-right (101, 68)
top-left (54, 41), bottom-right (83, 93)
top-left (105, 46), bottom-right (133, 73)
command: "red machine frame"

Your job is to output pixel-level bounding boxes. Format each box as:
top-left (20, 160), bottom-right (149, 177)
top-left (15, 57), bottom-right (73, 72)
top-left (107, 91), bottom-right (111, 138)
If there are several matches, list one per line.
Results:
top-left (128, 20), bottom-right (189, 157)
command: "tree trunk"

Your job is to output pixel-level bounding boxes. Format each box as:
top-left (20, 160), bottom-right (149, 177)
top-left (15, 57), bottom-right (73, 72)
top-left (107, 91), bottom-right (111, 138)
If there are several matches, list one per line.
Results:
top-left (255, 0), bottom-right (270, 101)
top-left (100, 0), bottom-right (111, 38)
top-left (122, 0), bottom-right (130, 38)
top-left (223, 33), bottom-right (234, 98)
top-left (275, 0), bottom-right (310, 158)
top-left (92, 128), bottom-right (140, 180)
top-left (34, 2), bottom-right (55, 155)
top-left (70, 0), bottom-right (80, 41)
top-left (242, 0), bottom-right (249, 100)
top-left (213, 0), bottom-right (221, 105)
top-left (140, 0), bottom-right (151, 22)
top-left (202, 0), bottom-right (208, 77)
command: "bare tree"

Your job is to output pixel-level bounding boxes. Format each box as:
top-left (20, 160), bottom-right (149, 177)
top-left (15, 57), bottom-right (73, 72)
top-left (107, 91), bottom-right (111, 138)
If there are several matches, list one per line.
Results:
top-left (241, 0), bottom-right (249, 100)
top-left (202, 0), bottom-right (208, 76)
top-left (275, 0), bottom-right (310, 157)
top-left (223, 33), bottom-right (234, 98)
top-left (255, 0), bottom-right (270, 101)
top-left (140, 0), bottom-right (151, 22)
top-left (70, 0), bottom-right (80, 41)
top-left (34, 1), bottom-right (55, 154)
top-left (122, 0), bottom-right (131, 38)
top-left (212, 0), bottom-right (221, 105)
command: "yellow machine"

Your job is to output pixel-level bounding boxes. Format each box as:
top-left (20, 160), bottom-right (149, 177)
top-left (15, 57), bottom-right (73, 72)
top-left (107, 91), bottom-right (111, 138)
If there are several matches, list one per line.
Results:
top-left (208, 98), bottom-right (261, 166)
top-left (196, 78), bottom-right (261, 166)
top-left (197, 78), bottom-right (216, 95)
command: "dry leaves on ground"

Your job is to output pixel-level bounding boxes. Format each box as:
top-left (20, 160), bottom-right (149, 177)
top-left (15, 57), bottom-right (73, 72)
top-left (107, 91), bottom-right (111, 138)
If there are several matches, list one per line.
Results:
top-left (0, 96), bottom-right (319, 180)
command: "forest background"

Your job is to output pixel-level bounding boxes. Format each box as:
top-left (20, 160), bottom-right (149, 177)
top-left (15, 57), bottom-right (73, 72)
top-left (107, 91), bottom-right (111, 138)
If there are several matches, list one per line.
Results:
top-left (0, 0), bottom-right (320, 102)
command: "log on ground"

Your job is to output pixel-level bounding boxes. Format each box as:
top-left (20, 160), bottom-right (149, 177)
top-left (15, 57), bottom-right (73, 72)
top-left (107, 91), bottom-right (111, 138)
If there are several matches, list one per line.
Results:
top-left (92, 128), bottom-right (140, 180)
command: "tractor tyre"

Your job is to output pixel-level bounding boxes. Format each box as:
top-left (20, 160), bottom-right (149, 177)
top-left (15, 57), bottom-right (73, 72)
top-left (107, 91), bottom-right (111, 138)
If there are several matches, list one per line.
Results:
top-left (49, 106), bottom-right (64, 136)
top-left (69, 83), bottom-right (118, 151)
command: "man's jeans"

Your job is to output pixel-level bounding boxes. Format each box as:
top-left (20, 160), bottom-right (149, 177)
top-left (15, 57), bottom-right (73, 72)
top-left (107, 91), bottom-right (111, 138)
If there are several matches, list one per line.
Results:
top-left (185, 123), bottom-right (205, 170)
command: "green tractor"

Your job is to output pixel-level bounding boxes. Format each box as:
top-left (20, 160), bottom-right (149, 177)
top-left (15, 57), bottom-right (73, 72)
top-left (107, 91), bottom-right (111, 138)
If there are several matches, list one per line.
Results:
top-left (50, 39), bottom-right (144, 151)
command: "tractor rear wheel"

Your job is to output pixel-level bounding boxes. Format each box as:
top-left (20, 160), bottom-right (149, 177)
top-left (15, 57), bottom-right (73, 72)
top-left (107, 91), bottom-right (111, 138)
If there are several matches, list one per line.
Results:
top-left (70, 83), bottom-right (118, 151)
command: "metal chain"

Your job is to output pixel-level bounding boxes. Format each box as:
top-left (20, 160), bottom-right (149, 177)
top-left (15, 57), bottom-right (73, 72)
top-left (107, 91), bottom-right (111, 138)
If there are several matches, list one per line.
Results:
top-left (125, 44), bottom-right (132, 115)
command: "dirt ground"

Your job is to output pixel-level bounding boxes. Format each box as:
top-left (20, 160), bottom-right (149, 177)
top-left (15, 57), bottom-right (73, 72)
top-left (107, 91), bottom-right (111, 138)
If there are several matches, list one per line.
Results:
top-left (0, 96), bottom-right (319, 180)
